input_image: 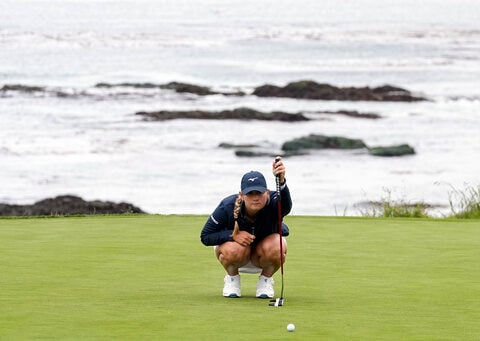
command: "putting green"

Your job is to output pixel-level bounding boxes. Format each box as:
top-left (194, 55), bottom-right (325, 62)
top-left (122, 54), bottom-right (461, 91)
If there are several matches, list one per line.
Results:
top-left (1, 215), bottom-right (479, 340)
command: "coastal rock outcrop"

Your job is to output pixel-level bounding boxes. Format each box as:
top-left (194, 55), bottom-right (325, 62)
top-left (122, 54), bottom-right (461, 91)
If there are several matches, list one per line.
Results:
top-left (95, 81), bottom-right (245, 96)
top-left (0, 195), bottom-right (145, 217)
top-left (252, 80), bottom-right (427, 102)
top-left (2, 81), bottom-right (426, 102)
top-left (368, 144), bottom-right (416, 157)
top-left (282, 134), bottom-right (367, 152)
top-left (95, 80), bottom-right (426, 102)
top-left (136, 107), bottom-right (310, 122)
top-left (221, 135), bottom-right (416, 158)
top-left (1, 84), bottom-right (45, 92)
top-left (317, 110), bottom-right (382, 119)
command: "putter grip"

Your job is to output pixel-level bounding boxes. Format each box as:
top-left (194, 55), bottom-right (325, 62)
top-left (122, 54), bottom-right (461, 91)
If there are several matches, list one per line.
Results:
top-left (274, 157), bottom-right (281, 197)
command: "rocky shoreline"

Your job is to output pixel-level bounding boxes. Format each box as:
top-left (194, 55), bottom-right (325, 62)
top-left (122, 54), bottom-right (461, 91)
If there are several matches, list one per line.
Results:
top-left (136, 107), bottom-right (310, 122)
top-left (1, 79), bottom-right (427, 102)
top-left (252, 81), bottom-right (427, 102)
top-left (136, 107), bottom-right (382, 122)
top-left (98, 80), bottom-right (427, 102)
top-left (0, 195), bottom-right (145, 217)
top-left (128, 80), bottom-right (420, 158)
top-left (1, 79), bottom-right (423, 217)
top-left (220, 134), bottom-right (416, 158)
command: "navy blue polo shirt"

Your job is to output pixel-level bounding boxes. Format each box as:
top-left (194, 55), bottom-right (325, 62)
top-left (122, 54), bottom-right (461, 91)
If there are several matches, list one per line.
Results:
top-left (200, 185), bottom-right (292, 246)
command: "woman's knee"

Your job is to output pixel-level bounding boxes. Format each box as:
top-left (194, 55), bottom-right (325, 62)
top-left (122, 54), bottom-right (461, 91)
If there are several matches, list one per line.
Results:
top-left (256, 234), bottom-right (287, 261)
top-left (217, 242), bottom-right (250, 263)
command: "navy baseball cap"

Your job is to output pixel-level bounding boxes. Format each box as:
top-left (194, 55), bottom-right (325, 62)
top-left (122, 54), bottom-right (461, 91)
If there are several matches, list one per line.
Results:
top-left (241, 171), bottom-right (267, 194)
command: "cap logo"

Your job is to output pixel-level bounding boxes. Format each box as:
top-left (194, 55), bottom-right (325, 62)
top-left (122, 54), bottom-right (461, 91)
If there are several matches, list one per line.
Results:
top-left (248, 177), bottom-right (258, 182)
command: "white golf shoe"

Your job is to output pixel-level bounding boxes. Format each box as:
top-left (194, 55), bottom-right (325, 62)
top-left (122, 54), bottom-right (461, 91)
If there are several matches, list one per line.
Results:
top-left (223, 274), bottom-right (241, 298)
top-left (256, 275), bottom-right (274, 298)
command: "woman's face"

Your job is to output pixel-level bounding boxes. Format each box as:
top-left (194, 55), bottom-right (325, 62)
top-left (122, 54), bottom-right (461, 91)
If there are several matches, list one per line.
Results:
top-left (242, 190), bottom-right (269, 215)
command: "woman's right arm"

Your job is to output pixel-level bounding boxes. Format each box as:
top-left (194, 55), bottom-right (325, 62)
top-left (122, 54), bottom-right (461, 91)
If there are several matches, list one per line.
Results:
top-left (200, 205), bottom-right (234, 246)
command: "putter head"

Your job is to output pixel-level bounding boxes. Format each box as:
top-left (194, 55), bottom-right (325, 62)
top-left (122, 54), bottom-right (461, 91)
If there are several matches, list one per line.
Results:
top-left (269, 297), bottom-right (284, 307)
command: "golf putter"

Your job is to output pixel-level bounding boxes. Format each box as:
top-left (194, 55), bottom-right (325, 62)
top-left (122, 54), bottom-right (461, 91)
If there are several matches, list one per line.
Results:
top-left (270, 157), bottom-right (285, 307)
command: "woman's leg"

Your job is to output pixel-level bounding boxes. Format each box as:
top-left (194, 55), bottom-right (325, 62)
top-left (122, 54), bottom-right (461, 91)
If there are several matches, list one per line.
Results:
top-left (215, 241), bottom-right (251, 276)
top-left (251, 234), bottom-right (287, 277)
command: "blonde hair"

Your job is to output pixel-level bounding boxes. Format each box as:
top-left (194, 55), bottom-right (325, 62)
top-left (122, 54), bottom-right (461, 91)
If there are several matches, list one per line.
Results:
top-left (231, 192), bottom-right (243, 237)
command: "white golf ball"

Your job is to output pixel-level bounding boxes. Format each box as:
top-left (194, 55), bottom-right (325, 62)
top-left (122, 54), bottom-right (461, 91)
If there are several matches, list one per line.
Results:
top-left (287, 323), bottom-right (295, 332)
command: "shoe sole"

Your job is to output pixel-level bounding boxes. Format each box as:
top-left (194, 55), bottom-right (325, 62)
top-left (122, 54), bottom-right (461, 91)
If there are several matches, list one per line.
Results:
top-left (224, 294), bottom-right (240, 298)
top-left (256, 294), bottom-right (272, 299)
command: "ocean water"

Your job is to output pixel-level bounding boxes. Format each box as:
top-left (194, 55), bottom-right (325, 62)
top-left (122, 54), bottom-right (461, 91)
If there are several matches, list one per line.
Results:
top-left (1, 0), bottom-right (479, 216)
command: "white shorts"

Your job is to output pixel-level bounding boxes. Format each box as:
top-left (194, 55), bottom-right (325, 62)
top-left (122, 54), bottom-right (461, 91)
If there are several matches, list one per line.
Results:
top-left (213, 246), bottom-right (262, 274)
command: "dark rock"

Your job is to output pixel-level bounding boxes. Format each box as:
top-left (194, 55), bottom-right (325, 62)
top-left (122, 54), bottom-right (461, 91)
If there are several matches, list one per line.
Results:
top-left (0, 195), bottom-right (145, 217)
top-left (136, 107), bottom-right (310, 122)
top-left (95, 82), bottom-right (159, 89)
top-left (0, 84), bottom-right (85, 99)
top-left (219, 143), bottom-right (260, 149)
top-left (235, 150), bottom-right (274, 157)
top-left (227, 134), bottom-right (416, 159)
top-left (234, 150), bottom-right (308, 158)
top-left (95, 81), bottom-right (245, 96)
top-left (282, 134), bottom-right (367, 152)
top-left (1, 84), bottom-right (45, 92)
top-left (319, 110), bottom-right (382, 119)
top-left (368, 144), bottom-right (415, 157)
top-left (160, 82), bottom-right (218, 96)
top-left (253, 80), bottom-right (427, 102)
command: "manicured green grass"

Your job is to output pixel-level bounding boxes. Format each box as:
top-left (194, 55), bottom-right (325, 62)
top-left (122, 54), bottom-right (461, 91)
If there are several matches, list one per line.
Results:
top-left (1, 215), bottom-right (479, 340)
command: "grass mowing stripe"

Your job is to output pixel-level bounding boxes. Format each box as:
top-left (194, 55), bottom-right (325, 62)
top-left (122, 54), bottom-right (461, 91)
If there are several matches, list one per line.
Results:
top-left (0, 215), bottom-right (479, 340)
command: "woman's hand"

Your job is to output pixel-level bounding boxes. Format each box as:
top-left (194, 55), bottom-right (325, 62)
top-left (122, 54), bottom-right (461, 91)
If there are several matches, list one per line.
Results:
top-left (272, 156), bottom-right (286, 184)
top-left (232, 230), bottom-right (255, 247)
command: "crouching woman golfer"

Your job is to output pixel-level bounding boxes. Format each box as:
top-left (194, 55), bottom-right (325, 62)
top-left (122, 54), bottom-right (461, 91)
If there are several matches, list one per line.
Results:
top-left (200, 157), bottom-right (292, 298)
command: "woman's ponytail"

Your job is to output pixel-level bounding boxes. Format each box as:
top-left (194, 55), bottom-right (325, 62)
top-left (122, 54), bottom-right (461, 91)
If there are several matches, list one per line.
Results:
top-left (231, 192), bottom-right (243, 237)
